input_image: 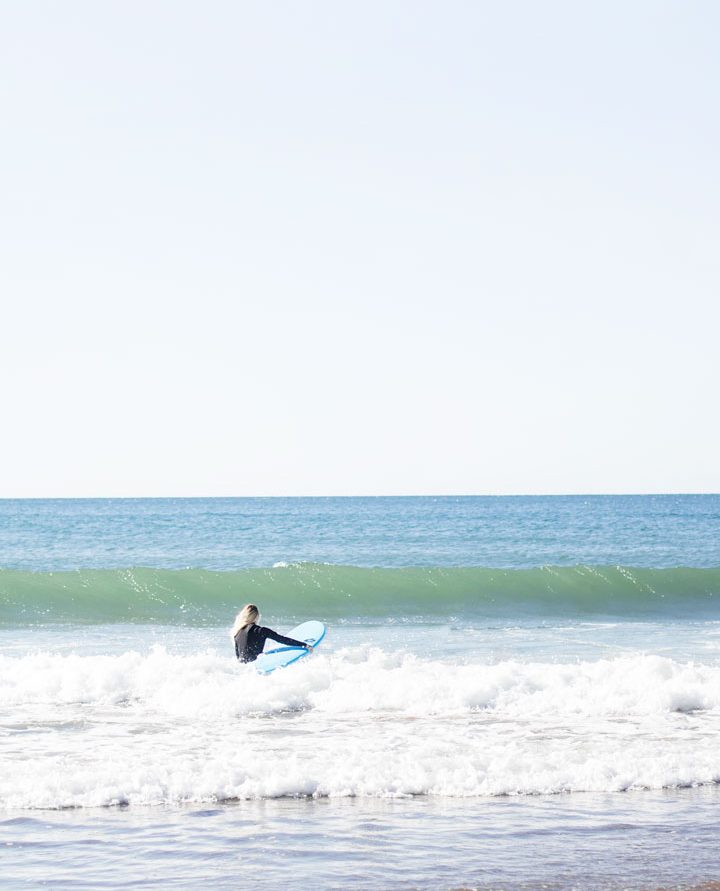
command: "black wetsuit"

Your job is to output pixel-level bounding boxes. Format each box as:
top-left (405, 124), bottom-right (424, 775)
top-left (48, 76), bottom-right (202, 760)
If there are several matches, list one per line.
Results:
top-left (234, 624), bottom-right (309, 663)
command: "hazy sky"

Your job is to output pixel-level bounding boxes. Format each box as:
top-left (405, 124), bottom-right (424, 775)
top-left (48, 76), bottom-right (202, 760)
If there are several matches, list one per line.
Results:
top-left (1, 1), bottom-right (718, 496)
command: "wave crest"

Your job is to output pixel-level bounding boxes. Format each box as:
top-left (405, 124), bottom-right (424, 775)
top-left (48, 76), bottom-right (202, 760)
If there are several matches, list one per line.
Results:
top-left (1, 563), bottom-right (720, 625)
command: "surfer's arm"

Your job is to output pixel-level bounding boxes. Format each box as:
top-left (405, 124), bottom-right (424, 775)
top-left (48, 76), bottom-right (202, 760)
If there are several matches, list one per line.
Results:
top-left (263, 629), bottom-right (312, 649)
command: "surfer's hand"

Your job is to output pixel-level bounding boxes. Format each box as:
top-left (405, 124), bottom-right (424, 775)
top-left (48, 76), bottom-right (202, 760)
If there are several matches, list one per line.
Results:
top-left (306, 644), bottom-right (314, 653)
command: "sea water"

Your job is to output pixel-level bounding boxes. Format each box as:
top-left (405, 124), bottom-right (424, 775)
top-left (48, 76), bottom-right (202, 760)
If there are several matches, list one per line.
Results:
top-left (1, 495), bottom-right (720, 889)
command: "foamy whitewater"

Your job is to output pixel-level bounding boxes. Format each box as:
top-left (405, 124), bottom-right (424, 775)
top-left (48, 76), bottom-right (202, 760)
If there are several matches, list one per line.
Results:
top-left (5, 645), bottom-right (720, 809)
top-left (2, 496), bottom-right (720, 889)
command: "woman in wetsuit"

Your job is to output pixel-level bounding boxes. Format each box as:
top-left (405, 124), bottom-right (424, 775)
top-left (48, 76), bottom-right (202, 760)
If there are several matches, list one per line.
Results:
top-left (232, 603), bottom-right (313, 663)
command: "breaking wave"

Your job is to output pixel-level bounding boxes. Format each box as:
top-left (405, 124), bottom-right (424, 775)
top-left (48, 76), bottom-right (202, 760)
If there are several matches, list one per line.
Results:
top-left (3, 647), bottom-right (720, 808)
top-left (1, 564), bottom-right (720, 625)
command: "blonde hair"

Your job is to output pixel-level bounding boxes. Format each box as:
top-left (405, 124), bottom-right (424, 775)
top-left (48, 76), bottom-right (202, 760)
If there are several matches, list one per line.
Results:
top-left (231, 603), bottom-right (259, 638)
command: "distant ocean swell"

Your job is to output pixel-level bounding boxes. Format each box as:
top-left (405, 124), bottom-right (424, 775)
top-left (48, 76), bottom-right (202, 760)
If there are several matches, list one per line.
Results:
top-left (2, 563), bottom-right (720, 625)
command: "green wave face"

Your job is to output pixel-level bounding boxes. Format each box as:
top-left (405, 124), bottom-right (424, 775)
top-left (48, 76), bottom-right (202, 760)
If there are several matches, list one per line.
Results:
top-left (2, 564), bottom-right (720, 626)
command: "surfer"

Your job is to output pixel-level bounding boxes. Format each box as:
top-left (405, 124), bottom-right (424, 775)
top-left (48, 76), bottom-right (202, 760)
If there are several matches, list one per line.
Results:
top-left (231, 603), bottom-right (314, 663)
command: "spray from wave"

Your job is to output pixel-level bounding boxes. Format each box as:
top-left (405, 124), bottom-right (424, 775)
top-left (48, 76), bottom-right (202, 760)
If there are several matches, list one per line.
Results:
top-left (3, 647), bottom-right (720, 808)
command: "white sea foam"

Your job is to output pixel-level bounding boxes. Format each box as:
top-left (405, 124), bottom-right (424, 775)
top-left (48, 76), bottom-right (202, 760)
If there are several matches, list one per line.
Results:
top-left (2, 648), bottom-right (720, 808)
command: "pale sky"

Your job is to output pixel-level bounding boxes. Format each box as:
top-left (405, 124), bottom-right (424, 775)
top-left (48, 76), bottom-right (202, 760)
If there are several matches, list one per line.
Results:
top-left (1, 1), bottom-right (718, 496)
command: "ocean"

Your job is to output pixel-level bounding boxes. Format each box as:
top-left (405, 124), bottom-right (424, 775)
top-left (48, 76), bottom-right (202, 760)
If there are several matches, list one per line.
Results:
top-left (2, 495), bottom-right (720, 889)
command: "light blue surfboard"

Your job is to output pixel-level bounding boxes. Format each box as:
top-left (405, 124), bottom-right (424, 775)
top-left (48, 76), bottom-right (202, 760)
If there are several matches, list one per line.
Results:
top-left (255, 620), bottom-right (326, 675)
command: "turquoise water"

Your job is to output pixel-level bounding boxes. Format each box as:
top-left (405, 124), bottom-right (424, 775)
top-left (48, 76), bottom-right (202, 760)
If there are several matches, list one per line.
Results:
top-left (2, 495), bottom-right (720, 889)
top-left (3, 564), bottom-right (720, 626)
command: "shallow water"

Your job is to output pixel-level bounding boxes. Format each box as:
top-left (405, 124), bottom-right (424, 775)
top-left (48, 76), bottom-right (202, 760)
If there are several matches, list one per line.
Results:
top-left (4, 789), bottom-right (720, 890)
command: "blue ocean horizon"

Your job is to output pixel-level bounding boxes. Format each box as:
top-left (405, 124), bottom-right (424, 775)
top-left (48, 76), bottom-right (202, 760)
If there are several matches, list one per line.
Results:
top-left (1, 493), bottom-right (718, 571)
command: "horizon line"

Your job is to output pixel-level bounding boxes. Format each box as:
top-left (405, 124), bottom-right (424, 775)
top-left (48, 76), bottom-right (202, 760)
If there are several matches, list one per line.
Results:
top-left (0, 492), bottom-right (718, 501)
